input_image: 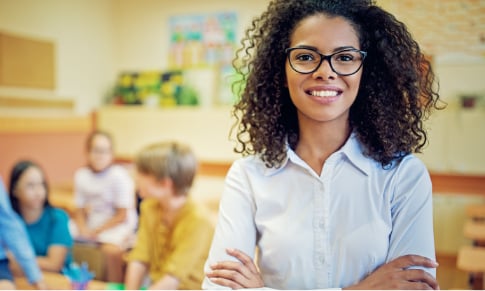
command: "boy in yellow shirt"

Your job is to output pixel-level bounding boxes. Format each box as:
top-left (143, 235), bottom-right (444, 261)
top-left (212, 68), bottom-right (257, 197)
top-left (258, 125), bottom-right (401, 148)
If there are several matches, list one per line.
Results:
top-left (124, 142), bottom-right (214, 289)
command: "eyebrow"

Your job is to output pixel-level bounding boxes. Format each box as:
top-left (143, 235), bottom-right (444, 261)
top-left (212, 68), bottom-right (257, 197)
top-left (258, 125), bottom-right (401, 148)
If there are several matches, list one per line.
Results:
top-left (292, 45), bottom-right (359, 52)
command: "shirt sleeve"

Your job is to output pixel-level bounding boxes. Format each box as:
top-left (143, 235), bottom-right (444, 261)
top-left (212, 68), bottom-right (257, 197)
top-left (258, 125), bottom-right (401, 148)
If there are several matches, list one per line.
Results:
top-left (50, 208), bottom-right (74, 247)
top-left (202, 160), bottom-right (258, 289)
top-left (73, 169), bottom-right (86, 207)
top-left (126, 200), bottom-right (151, 263)
top-left (386, 156), bottom-right (436, 277)
top-left (0, 178), bottom-right (42, 284)
top-left (113, 167), bottom-right (135, 209)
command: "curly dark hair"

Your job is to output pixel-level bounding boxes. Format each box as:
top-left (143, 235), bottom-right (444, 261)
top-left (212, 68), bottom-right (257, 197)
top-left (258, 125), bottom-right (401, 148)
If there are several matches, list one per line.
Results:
top-left (231, 0), bottom-right (443, 168)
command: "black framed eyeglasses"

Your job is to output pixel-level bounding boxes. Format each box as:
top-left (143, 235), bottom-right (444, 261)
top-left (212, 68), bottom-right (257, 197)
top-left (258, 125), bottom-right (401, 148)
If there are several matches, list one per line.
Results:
top-left (285, 47), bottom-right (367, 76)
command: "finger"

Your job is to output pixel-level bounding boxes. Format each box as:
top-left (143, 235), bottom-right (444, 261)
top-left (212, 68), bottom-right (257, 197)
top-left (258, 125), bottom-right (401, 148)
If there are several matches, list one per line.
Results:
top-left (207, 268), bottom-right (248, 288)
top-left (210, 261), bottom-right (254, 281)
top-left (226, 248), bottom-right (259, 274)
top-left (403, 269), bottom-right (440, 290)
top-left (208, 276), bottom-right (244, 289)
top-left (408, 281), bottom-right (435, 290)
top-left (389, 254), bottom-right (439, 270)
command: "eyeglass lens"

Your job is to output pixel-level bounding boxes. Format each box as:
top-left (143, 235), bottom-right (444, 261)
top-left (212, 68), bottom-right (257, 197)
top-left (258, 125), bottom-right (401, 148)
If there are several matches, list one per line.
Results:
top-left (287, 48), bottom-right (365, 75)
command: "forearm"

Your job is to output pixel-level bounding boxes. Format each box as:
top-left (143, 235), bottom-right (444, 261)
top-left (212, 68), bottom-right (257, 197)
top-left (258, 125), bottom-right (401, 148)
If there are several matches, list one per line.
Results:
top-left (73, 209), bottom-right (89, 233)
top-left (35, 246), bottom-right (69, 273)
top-left (7, 254), bottom-right (23, 276)
top-left (94, 209), bottom-right (127, 234)
top-left (124, 261), bottom-right (148, 290)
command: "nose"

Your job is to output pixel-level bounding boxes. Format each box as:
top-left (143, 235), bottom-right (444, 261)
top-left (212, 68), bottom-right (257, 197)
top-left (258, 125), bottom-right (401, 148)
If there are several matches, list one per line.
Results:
top-left (34, 184), bottom-right (47, 199)
top-left (312, 57), bottom-right (336, 79)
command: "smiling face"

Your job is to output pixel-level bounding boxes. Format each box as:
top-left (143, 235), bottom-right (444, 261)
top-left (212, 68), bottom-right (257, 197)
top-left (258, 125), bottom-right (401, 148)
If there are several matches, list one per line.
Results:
top-left (285, 14), bottom-right (363, 128)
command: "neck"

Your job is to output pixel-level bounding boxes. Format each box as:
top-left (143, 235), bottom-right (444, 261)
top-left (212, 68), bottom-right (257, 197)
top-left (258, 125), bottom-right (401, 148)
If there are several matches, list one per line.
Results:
top-left (20, 206), bottom-right (43, 224)
top-left (160, 195), bottom-right (187, 226)
top-left (296, 119), bottom-right (351, 175)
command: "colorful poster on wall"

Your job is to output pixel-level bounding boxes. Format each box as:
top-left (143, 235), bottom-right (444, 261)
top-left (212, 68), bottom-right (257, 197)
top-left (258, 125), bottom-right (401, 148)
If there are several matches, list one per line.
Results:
top-left (168, 12), bottom-right (237, 69)
top-left (168, 12), bottom-right (239, 105)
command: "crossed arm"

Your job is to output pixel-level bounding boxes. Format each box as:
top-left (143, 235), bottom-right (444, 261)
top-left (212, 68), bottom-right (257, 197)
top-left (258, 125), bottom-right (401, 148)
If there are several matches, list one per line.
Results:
top-left (206, 248), bottom-right (439, 290)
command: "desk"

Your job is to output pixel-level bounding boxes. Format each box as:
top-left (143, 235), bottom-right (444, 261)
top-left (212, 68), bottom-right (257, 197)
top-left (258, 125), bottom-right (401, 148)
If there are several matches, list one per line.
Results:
top-left (15, 272), bottom-right (107, 290)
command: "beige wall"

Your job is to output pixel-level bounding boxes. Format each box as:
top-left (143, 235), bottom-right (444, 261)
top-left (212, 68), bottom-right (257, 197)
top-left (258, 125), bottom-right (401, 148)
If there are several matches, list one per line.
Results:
top-left (114, 0), bottom-right (270, 71)
top-left (0, 0), bottom-right (118, 114)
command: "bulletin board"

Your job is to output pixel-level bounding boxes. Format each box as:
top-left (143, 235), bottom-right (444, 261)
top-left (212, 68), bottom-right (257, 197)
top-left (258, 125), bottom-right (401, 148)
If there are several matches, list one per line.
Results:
top-left (168, 12), bottom-right (239, 105)
top-left (0, 31), bottom-right (55, 89)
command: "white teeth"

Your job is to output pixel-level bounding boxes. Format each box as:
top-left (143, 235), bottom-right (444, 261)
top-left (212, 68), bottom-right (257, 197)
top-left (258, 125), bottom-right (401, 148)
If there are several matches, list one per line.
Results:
top-left (310, 90), bottom-right (338, 97)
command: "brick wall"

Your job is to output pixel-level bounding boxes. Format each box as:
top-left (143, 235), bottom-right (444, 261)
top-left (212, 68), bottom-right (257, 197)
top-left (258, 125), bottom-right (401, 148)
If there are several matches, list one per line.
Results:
top-left (378, 0), bottom-right (485, 58)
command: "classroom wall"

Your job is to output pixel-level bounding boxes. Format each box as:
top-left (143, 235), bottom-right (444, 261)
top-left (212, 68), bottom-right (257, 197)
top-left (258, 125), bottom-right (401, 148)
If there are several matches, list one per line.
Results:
top-left (113, 0), bottom-right (270, 71)
top-left (1, 0), bottom-right (484, 173)
top-left (0, 0), bottom-right (118, 114)
top-left (0, 115), bottom-right (92, 186)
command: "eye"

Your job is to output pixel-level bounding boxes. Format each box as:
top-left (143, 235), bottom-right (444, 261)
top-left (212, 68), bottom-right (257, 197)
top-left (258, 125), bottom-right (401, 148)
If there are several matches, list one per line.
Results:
top-left (295, 53), bottom-right (315, 62)
top-left (335, 53), bottom-right (355, 62)
top-left (333, 50), bottom-right (361, 63)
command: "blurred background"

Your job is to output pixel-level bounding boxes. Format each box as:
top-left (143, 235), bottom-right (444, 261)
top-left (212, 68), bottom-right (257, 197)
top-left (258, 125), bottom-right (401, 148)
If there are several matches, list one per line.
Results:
top-left (0, 0), bottom-right (484, 289)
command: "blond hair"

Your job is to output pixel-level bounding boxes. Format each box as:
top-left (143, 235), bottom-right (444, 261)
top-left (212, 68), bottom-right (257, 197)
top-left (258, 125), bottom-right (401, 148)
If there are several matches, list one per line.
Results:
top-left (135, 141), bottom-right (197, 196)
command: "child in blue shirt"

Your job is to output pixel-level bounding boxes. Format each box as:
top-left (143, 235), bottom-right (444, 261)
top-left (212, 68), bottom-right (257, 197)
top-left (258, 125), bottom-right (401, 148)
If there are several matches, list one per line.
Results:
top-left (0, 177), bottom-right (45, 289)
top-left (8, 160), bottom-right (73, 273)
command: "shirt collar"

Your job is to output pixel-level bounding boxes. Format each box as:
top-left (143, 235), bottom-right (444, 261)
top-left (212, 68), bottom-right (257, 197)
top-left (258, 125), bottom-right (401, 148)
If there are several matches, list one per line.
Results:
top-left (338, 133), bottom-right (370, 176)
top-left (262, 132), bottom-right (371, 177)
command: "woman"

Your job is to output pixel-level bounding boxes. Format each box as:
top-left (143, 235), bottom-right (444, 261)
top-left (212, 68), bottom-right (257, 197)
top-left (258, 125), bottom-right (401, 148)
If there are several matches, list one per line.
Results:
top-left (203, 0), bottom-right (443, 289)
top-left (8, 160), bottom-right (73, 273)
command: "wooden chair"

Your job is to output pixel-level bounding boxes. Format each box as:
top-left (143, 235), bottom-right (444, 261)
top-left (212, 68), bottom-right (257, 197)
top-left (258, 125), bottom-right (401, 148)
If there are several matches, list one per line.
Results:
top-left (457, 204), bottom-right (485, 289)
top-left (72, 242), bottom-right (106, 281)
top-left (464, 220), bottom-right (485, 243)
top-left (466, 204), bottom-right (485, 221)
top-left (457, 246), bottom-right (485, 289)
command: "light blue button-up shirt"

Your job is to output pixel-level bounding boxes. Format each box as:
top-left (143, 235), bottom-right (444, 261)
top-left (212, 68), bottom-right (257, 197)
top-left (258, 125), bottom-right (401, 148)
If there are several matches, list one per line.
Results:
top-left (203, 134), bottom-right (436, 289)
top-left (0, 177), bottom-right (42, 284)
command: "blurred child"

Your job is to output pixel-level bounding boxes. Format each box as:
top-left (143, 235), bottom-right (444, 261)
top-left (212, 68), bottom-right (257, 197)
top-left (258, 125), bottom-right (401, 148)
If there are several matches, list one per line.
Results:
top-left (71, 130), bottom-right (137, 283)
top-left (8, 160), bottom-right (73, 273)
top-left (0, 177), bottom-right (45, 290)
top-left (124, 141), bottom-right (214, 290)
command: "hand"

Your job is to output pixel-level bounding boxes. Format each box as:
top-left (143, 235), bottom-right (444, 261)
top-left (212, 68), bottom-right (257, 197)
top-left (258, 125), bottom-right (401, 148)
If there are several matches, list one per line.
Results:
top-left (33, 279), bottom-right (47, 290)
top-left (207, 248), bottom-right (264, 289)
top-left (79, 228), bottom-right (97, 240)
top-left (345, 254), bottom-right (440, 290)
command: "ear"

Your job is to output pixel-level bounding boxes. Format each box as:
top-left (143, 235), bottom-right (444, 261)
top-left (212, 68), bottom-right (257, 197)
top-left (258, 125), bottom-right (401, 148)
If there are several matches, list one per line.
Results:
top-left (159, 177), bottom-right (174, 191)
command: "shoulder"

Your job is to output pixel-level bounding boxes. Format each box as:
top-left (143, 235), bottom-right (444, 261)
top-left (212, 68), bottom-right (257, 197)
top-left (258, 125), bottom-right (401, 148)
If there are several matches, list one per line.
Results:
top-left (228, 155), bottom-right (268, 177)
top-left (108, 164), bottom-right (133, 179)
top-left (139, 198), bottom-right (159, 213)
top-left (386, 155), bottom-right (432, 201)
top-left (392, 154), bottom-right (429, 180)
top-left (179, 200), bottom-right (214, 230)
top-left (74, 166), bottom-right (92, 179)
top-left (45, 207), bottom-right (70, 222)
top-left (366, 151), bottom-right (428, 176)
